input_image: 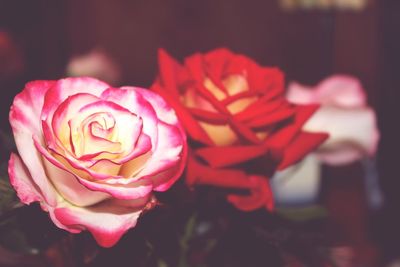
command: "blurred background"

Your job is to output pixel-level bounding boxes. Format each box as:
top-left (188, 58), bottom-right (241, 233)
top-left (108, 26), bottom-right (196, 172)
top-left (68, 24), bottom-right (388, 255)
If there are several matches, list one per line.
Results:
top-left (1, 0), bottom-right (399, 266)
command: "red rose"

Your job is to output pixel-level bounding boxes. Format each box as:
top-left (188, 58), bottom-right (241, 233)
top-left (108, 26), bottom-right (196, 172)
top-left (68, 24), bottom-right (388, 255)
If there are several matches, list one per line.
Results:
top-left (151, 48), bottom-right (328, 211)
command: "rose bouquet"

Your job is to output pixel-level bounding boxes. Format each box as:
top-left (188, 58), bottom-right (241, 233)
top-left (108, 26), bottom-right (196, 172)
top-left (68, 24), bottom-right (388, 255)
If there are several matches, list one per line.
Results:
top-left (0, 48), bottom-right (380, 267)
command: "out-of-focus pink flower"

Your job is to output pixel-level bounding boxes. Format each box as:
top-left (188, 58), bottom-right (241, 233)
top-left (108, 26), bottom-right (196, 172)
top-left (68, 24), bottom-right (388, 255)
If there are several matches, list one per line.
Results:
top-left (8, 77), bottom-right (187, 247)
top-left (287, 75), bottom-right (379, 165)
top-left (66, 49), bottom-right (121, 85)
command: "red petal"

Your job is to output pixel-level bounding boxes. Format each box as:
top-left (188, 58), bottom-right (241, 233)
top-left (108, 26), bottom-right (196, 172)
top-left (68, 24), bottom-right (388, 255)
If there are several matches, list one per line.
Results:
top-left (234, 98), bottom-right (288, 122)
top-left (186, 155), bottom-right (249, 188)
top-left (184, 53), bottom-right (206, 81)
top-left (195, 145), bottom-right (267, 168)
top-left (151, 83), bottom-right (213, 145)
top-left (266, 104), bottom-right (320, 149)
top-left (227, 175), bottom-right (274, 212)
top-left (246, 108), bottom-right (294, 128)
top-left (229, 118), bottom-right (262, 144)
top-left (221, 90), bottom-right (259, 106)
top-left (278, 131), bottom-right (329, 170)
top-left (224, 54), bottom-right (253, 75)
top-left (248, 67), bottom-right (284, 94)
top-left (188, 108), bottom-right (228, 124)
top-left (157, 49), bottom-right (182, 97)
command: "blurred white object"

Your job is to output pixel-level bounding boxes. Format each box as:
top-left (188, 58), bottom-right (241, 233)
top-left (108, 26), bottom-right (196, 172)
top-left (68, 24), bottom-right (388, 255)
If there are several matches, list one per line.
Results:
top-left (304, 106), bottom-right (378, 165)
top-left (287, 75), bottom-right (379, 166)
top-left (66, 48), bottom-right (121, 85)
top-left (272, 75), bottom-right (380, 206)
top-left (272, 154), bottom-right (320, 206)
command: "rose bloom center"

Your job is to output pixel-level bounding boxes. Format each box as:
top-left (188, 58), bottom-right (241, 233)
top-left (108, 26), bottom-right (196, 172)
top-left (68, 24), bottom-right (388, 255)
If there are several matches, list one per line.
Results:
top-left (181, 74), bottom-right (267, 146)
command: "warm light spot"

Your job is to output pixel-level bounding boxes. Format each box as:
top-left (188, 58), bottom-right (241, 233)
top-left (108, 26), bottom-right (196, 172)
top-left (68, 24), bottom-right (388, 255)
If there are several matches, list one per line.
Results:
top-left (182, 74), bottom-right (265, 146)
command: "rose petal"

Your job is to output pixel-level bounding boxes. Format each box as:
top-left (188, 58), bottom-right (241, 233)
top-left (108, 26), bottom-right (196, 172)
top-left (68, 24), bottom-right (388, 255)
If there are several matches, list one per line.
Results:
top-left (33, 136), bottom-right (153, 200)
top-left (35, 131), bottom-right (122, 181)
top-left (223, 53), bottom-right (250, 76)
top-left (133, 87), bottom-right (181, 126)
top-left (287, 75), bottom-right (367, 108)
top-left (8, 154), bottom-right (76, 233)
top-left (101, 87), bottom-right (159, 149)
top-left (246, 108), bottom-right (295, 128)
top-left (202, 77), bottom-right (227, 100)
top-left (77, 100), bottom-right (142, 157)
top-left (157, 48), bottom-right (185, 98)
top-left (227, 175), bottom-right (274, 212)
top-left (248, 67), bottom-right (284, 94)
top-left (96, 133), bottom-right (152, 180)
top-left (186, 155), bottom-right (250, 188)
top-left (204, 48), bottom-right (234, 79)
top-left (78, 178), bottom-right (153, 200)
top-left (138, 120), bottom-right (186, 191)
top-left (316, 75), bottom-right (366, 107)
top-left (278, 131), bottom-right (329, 170)
top-left (46, 93), bottom-right (101, 154)
top-left (54, 201), bottom-right (144, 247)
top-left (234, 98), bottom-right (289, 122)
top-left (228, 118), bottom-right (263, 144)
top-left (195, 145), bottom-right (267, 168)
top-left (80, 120), bottom-right (122, 160)
top-left (41, 77), bottom-right (110, 122)
top-left (304, 106), bottom-right (379, 165)
top-left (221, 90), bottom-right (260, 106)
top-left (155, 50), bottom-right (213, 143)
top-left (9, 80), bottom-right (58, 206)
top-left (286, 83), bottom-right (315, 105)
top-left (199, 123), bottom-right (238, 146)
top-left (8, 153), bottom-right (42, 204)
top-left (266, 104), bottom-right (320, 150)
top-left (41, 154), bottom-right (110, 207)
top-left (188, 108), bottom-right (228, 124)
top-left (118, 151), bottom-right (152, 179)
top-left (184, 52), bottom-right (206, 83)
top-left (151, 85), bottom-right (213, 145)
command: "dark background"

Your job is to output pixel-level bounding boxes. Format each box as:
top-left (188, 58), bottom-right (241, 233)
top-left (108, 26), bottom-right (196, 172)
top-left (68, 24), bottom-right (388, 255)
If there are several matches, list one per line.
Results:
top-left (1, 0), bottom-right (399, 265)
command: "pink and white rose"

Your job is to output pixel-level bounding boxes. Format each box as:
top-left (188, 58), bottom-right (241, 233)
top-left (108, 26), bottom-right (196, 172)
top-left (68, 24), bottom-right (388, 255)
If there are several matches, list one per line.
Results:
top-left (8, 77), bottom-right (187, 247)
